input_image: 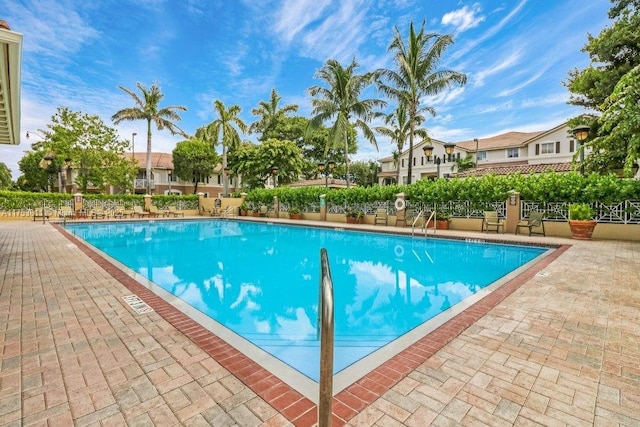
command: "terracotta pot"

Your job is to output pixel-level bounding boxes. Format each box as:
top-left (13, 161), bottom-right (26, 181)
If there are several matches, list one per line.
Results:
top-left (289, 213), bottom-right (302, 220)
top-left (346, 216), bottom-right (363, 224)
top-left (427, 220), bottom-right (450, 229)
top-left (252, 212), bottom-right (260, 217)
top-left (240, 209), bottom-right (248, 216)
top-left (568, 220), bottom-right (597, 240)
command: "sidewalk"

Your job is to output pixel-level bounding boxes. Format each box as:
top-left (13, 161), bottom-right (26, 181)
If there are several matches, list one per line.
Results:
top-left (1, 220), bottom-right (638, 426)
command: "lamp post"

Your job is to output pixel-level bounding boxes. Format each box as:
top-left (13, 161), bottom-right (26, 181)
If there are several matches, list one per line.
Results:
top-left (571, 125), bottom-right (590, 175)
top-left (39, 153), bottom-right (55, 224)
top-left (474, 138), bottom-right (479, 172)
top-left (271, 166), bottom-right (279, 188)
top-left (444, 143), bottom-right (456, 161)
top-left (317, 160), bottom-right (336, 188)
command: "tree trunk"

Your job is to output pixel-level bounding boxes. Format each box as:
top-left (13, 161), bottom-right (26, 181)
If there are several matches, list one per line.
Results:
top-left (146, 120), bottom-right (152, 195)
top-left (222, 146), bottom-right (228, 196)
top-left (344, 133), bottom-right (350, 189)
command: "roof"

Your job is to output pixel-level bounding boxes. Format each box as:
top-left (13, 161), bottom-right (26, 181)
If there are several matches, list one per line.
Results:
top-left (0, 21), bottom-right (23, 145)
top-left (124, 152), bottom-right (174, 169)
top-left (455, 131), bottom-right (545, 151)
top-left (456, 162), bottom-right (574, 177)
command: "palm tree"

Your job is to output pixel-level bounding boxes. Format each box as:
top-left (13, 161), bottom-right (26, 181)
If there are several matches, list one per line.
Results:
top-left (452, 154), bottom-right (476, 174)
top-left (196, 100), bottom-right (248, 196)
top-left (112, 83), bottom-right (188, 194)
top-left (379, 21), bottom-right (466, 184)
top-left (250, 88), bottom-right (298, 140)
top-left (375, 103), bottom-right (428, 184)
top-left (308, 58), bottom-right (386, 188)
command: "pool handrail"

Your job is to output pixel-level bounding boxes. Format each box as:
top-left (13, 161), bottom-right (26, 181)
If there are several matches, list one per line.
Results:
top-left (318, 248), bottom-right (334, 427)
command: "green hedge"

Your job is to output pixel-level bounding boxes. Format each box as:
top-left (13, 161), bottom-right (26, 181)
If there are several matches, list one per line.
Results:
top-left (241, 172), bottom-right (640, 207)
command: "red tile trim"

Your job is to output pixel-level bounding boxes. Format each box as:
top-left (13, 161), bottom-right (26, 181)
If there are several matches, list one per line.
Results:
top-left (55, 223), bottom-right (569, 425)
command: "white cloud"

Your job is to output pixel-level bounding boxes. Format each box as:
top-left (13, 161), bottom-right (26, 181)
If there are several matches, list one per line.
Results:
top-left (497, 70), bottom-right (546, 97)
top-left (274, 0), bottom-right (332, 43)
top-left (441, 4), bottom-right (485, 33)
top-left (422, 86), bottom-right (466, 109)
top-left (472, 49), bottom-right (522, 87)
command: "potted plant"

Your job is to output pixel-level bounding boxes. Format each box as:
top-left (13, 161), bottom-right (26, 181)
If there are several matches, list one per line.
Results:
top-left (568, 203), bottom-right (597, 240)
top-left (427, 211), bottom-right (451, 229)
top-left (289, 206), bottom-right (303, 220)
top-left (345, 208), bottom-right (364, 224)
top-left (239, 202), bottom-right (248, 216)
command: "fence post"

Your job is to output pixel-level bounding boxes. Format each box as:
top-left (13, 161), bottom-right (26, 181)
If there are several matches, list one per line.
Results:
top-left (505, 191), bottom-right (521, 233)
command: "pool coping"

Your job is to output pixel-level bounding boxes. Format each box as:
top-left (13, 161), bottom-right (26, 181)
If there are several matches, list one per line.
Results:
top-left (54, 220), bottom-right (570, 426)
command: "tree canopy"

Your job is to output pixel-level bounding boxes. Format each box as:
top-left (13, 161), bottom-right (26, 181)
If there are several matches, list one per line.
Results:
top-left (20, 107), bottom-right (137, 193)
top-left (112, 82), bottom-right (188, 194)
top-left (172, 138), bottom-right (220, 193)
top-left (565, 0), bottom-right (640, 175)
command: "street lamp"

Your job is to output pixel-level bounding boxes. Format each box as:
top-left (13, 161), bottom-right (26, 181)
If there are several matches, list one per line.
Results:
top-left (318, 160), bottom-right (336, 188)
top-left (444, 143), bottom-right (456, 162)
top-left (571, 125), bottom-right (590, 175)
top-left (271, 166), bottom-right (279, 188)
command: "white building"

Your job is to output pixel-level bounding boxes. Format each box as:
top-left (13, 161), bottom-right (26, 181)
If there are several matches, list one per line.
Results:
top-left (378, 120), bottom-right (586, 184)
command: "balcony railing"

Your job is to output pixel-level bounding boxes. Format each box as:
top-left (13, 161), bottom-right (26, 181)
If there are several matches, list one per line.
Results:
top-left (134, 179), bottom-right (155, 188)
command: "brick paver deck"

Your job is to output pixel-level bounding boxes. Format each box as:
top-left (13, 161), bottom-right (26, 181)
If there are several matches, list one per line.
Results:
top-left (1, 220), bottom-right (638, 426)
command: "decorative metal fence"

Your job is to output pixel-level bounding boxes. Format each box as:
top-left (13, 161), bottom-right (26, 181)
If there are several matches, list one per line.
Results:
top-left (522, 201), bottom-right (640, 224)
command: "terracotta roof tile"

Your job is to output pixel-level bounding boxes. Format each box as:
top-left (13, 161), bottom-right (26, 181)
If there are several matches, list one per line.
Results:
top-left (456, 162), bottom-right (574, 177)
top-left (455, 131), bottom-right (545, 151)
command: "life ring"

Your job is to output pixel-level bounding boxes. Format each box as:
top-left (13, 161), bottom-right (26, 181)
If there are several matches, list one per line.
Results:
top-left (394, 244), bottom-right (404, 258)
top-left (394, 198), bottom-right (406, 211)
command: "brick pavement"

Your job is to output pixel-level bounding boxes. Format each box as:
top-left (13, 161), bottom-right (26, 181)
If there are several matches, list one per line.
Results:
top-left (1, 220), bottom-right (638, 426)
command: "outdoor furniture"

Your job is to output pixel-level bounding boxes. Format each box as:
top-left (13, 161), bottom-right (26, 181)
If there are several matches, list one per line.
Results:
top-left (58, 206), bottom-right (75, 219)
top-left (395, 208), bottom-right (415, 227)
top-left (482, 211), bottom-right (504, 233)
top-left (133, 206), bottom-right (149, 218)
top-left (516, 211), bottom-right (546, 236)
top-left (91, 208), bottom-right (107, 219)
top-left (168, 206), bottom-right (184, 217)
top-left (374, 208), bottom-right (388, 226)
top-left (33, 208), bottom-right (49, 222)
top-left (258, 205), bottom-right (271, 217)
top-left (148, 205), bottom-right (162, 217)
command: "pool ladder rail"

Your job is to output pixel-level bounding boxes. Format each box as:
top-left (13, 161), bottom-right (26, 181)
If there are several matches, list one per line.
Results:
top-left (411, 209), bottom-right (437, 237)
top-left (318, 248), bottom-right (334, 427)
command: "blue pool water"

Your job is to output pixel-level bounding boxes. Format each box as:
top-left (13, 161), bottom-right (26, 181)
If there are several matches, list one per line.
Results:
top-left (66, 220), bottom-right (546, 381)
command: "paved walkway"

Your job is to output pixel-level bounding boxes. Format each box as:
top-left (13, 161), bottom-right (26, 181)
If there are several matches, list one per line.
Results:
top-left (1, 220), bottom-right (638, 426)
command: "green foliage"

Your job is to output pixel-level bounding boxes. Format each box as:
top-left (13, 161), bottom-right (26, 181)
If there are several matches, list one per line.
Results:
top-left (0, 163), bottom-right (12, 190)
top-left (112, 83), bottom-right (188, 194)
top-left (242, 172), bottom-right (640, 213)
top-left (250, 88), bottom-right (299, 141)
top-left (569, 203), bottom-right (595, 220)
top-left (308, 58), bottom-right (386, 188)
top-left (0, 191), bottom-right (72, 210)
top-left (172, 138), bottom-right (220, 193)
top-left (228, 139), bottom-right (303, 189)
top-left (19, 107), bottom-right (138, 193)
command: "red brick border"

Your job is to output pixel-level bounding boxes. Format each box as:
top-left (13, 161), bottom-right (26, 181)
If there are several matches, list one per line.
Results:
top-left (55, 223), bottom-right (569, 426)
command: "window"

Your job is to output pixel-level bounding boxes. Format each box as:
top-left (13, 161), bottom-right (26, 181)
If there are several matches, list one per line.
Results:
top-left (413, 157), bottom-right (416, 166)
top-left (477, 151), bottom-right (487, 161)
top-left (540, 142), bottom-right (555, 154)
top-left (570, 140), bottom-right (575, 152)
top-left (507, 148), bottom-right (519, 158)
top-left (401, 159), bottom-right (405, 167)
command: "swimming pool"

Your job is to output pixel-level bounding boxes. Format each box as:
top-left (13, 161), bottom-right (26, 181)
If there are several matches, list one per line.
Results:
top-left (65, 220), bottom-right (547, 387)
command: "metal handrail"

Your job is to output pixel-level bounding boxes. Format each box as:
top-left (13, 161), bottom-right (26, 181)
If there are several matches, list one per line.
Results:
top-left (411, 209), bottom-right (437, 236)
top-left (318, 248), bottom-right (334, 427)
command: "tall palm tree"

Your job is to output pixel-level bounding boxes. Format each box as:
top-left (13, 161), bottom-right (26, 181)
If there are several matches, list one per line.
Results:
top-left (250, 88), bottom-right (298, 140)
top-left (308, 58), bottom-right (386, 188)
top-left (196, 100), bottom-right (248, 195)
top-left (379, 21), bottom-right (466, 184)
top-left (375, 103), bottom-right (428, 184)
top-left (112, 82), bottom-right (188, 194)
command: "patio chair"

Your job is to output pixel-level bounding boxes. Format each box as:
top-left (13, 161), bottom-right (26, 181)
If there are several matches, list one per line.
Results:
top-left (149, 205), bottom-right (165, 218)
top-left (33, 208), bottom-right (50, 222)
top-left (482, 211), bottom-right (504, 233)
top-left (133, 206), bottom-right (149, 218)
top-left (258, 205), bottom-right (271, 217)
top-left (374, 208), bottom-right (388, 226)
top-left (91, 207), bottom-right (107, 219)
top-left (58, 206), bottom-right (75, 220)
top-left (168, 205), bottom-right (184, 217)
top-left (395, 208), bottom-right (415, 227)
top-left (516, 211), bottom-right (546, 236)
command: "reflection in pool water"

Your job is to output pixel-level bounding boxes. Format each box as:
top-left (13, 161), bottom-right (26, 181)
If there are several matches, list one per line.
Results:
top-left (66, 220), bottom-right (546, 380)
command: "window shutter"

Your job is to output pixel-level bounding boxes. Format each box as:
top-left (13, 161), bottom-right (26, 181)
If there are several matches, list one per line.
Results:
top-left (556, 141), bottom-right (560, 153)
top-left (570, 140), bottom-right (575, 152)
top-left (535, 144), bottom-right (540, 155)
top-left (401, 159), bottom-right (404, 167)
top-left (413, 157), bottom-right (416, 166)
top-left (421, 157), bottom-right (424, 165)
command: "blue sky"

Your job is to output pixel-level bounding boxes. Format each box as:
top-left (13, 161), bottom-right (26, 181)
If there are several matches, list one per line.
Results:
top-left (1, 0), bottom-right (611, 179)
